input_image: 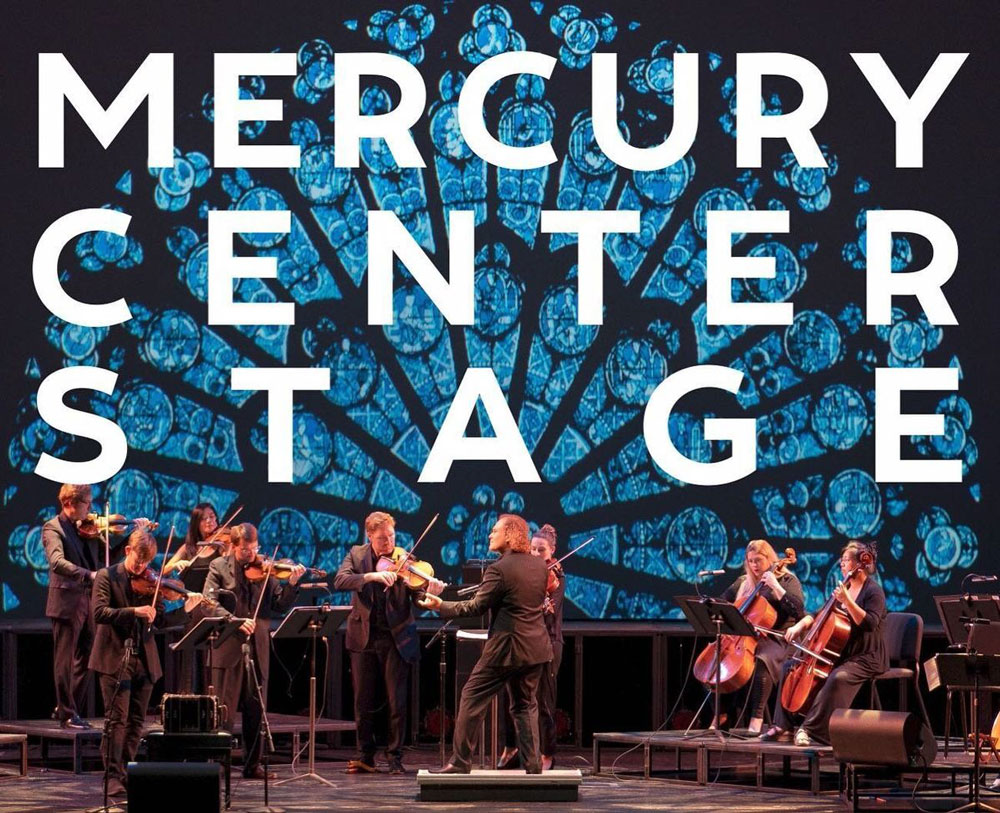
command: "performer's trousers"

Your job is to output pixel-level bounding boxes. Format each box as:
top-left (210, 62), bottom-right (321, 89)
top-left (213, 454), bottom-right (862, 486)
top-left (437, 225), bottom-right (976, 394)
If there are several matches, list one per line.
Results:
top-left (350, 633), bottom-right (410, 759)
top-left (213, 657), bottom-right (264, 775)
top-left (51, 600), bottom-right (93, 720)
top-left (773, 657), bottom-right (877, 743)
top-left (452, 661), bottom-right (544, 772)
top-left (504, 641), bottom-right (562, 756)
top-left (98, 658), bottom-right (153, 788)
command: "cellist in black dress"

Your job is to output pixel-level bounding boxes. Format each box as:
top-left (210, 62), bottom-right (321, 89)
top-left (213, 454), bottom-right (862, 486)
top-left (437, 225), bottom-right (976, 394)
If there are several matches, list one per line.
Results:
top-left (719, 539), bottom-right (805, 735)
top-left (763, 540), bottom-right (888, 746)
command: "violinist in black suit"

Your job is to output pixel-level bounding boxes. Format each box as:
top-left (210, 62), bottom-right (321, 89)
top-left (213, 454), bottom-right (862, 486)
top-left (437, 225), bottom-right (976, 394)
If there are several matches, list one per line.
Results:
top-left (419, 514), bottom-right (553, 774)
top-left (42, 483), bottom-right (100, 729)
top-left (90, 529), bottom-right (202, 797)
top-left (204, 522), bottom-right (304, 779)
top-left (333, 511), bottom-right (445, 775)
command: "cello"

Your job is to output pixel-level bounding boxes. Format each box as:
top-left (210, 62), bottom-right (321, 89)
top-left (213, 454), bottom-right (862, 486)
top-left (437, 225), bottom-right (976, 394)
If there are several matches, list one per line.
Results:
top-left (692, 547), bottom-right (797, 693)
top-left (780, 546), bottom-right (875, 714)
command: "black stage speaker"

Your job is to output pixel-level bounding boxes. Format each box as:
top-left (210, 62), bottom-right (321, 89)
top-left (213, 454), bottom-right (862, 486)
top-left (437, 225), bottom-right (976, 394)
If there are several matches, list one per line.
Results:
top-left (829, 709), bottom-right (937, 767)
top-left (128, 761), bottom-right (220, 812)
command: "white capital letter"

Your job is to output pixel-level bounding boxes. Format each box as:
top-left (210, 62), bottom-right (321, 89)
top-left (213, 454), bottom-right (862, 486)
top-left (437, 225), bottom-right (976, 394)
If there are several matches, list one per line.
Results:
top-left (33, 209), bottom-right (133, 327)
top-left (457, 51), bottom-right (557, 169)
top-left (875, 367), bottom-right (961, 482)
top-left (208, 210), bottom-right (295, 325)
top-left (214, 52), bottom-right (300, 168)
top-left (736, 53), bottom-right (828, 168)
top-left (866, 210), bottom-right (958, 326)
top-left (706, 209), bottom-right (793, 325)
top-left (851, 53), bottom-right (967, 168)
top-left (333, 52), bottom-right (426, 169)
top-left (644, 365), bottom-right (756, 486)
top-left (368, 210), bottom-right (475, 325)
top-left (39, 53), bottom-right (174, 168)
top-left (34, 367), bottom-right (128, 483)
top-left (230, 367), bottom-right (331, 482)
top-left (420, 368), bottom-right (540, 482)
top-left (591, 52), bottom-right (698, 170)
top-left (540, 209), bottom-right (640, 324)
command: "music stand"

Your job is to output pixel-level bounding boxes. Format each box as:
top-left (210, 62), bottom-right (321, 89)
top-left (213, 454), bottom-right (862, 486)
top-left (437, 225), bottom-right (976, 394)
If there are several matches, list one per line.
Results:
top-left (272, 606), bottom-right (350, 787)
top-left (936, 595), bottom-right (1000, 647)
top-left (170, 616), bottom-right (243, 699)
top-left (927, 652), bottom-right (1000, 812)
top-left (676, 596), bottom-right (756, 741)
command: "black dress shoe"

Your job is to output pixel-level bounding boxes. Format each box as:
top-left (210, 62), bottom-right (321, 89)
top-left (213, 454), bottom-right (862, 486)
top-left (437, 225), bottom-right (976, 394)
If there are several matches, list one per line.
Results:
top-left (496, 749), bottom-right (519, 770)
top-left (243, 767), bottom-right (277, 780)
top-left (387, 756), bottom-right (405, 775)
top-left (61, 715), bottom-right (91, 730)
top-left (431, 763), bottom-right (470, 774)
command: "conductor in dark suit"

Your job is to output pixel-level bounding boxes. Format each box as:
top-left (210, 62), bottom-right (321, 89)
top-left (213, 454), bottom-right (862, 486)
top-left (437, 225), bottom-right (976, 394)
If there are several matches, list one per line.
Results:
top-left (418, 514), bottom-right (552, 774)
top-left (204, 522), bottom-right (303, 779)
top-left (333, 511), bottom-right (445, 774)
top-left (89, 529), bottom-right (202, 797)
top-left (42, 483), bottom-right (100, 729)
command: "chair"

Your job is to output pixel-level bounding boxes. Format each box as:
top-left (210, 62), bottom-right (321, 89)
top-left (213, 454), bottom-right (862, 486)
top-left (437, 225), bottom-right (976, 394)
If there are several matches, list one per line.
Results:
top-left (868, 612), bottom-right (932, 728)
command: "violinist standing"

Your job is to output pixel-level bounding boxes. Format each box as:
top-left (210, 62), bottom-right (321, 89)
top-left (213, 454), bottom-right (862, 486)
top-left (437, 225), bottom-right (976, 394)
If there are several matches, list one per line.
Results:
top-left (333, 511), bottom-right (446, 775)
top-left (204, 523), bottom-right (304, 779)
top-left (764, 540), bottom-right (888, 746)
top-left (720, 539), bottom-right (805, 735)
top-left (42, 483), bottom-right (99, 729)
top-left (89, 529), bottom-right (202, 797)
top-left (498, 523), bottom-right (563, 771)
top-left (162, 503), bottom-right (222, 691)
top-left (418, 514), bottom-right (552, 775)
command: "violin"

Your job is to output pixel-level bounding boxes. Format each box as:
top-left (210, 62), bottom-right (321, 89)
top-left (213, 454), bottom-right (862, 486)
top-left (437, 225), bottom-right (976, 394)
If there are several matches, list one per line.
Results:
top-left (129, 566), bottom-right (215, 609)
top-left (376, 546), bottom-right (437, 591)
top-left (692, 548), bottom-right (797, 694)
top-left (544, 560), bottom-right (564, 614)
top-left (243, 555), bottom-right (326, 583)
top-left (77, 513), bottom-right (158, 539)
top-left (780, 548), bottom-right (874, 714)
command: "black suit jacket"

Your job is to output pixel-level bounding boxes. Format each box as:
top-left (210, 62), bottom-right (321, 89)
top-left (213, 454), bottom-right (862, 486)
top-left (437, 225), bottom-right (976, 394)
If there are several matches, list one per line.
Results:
top-left (438, 551), bottom-right (553, 668)
top-left (203, 554), bottom-right (299, 672)
top-left (333, 544), bottom-right (421, 664)
top-left (42, 516), bottom-right (98, 619)
top-left (88, 563), bottom-right (165, 683)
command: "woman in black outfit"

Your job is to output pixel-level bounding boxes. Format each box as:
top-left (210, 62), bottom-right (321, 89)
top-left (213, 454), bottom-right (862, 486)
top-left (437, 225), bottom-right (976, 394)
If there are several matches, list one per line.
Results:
top-left (162, 503), bottom-right (223, 692)
top-left (763, 540), bottom-right (887, 746)
top-left (719, 539), bottom-right (805, 735)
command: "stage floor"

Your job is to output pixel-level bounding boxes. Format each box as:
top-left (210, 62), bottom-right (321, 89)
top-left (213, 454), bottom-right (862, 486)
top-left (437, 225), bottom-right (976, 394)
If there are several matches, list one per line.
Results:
top-left (0, 745), bottom-right (849, 813)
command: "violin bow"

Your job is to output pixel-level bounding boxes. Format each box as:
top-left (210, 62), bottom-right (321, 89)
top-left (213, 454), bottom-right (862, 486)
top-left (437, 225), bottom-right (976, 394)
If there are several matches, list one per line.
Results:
top-left (250, 543), bottom-right (281, 625)
top-left (103, 501), bottom-right (111, 568)
top-left (549, 536), bottom-right (595, 569)
top-left (389, 513), bottom-right (439, 576)
top-left (149, 524), bottom-right (176, 611)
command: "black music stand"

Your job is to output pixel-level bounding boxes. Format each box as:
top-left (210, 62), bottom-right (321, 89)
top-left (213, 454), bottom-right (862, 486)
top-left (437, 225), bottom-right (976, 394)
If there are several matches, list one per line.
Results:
top-left (170, 616), bottom-right (244, 699)
top-left (936, 595), bottom-right (1000, 647)
top-left (928, 652), bottom-right (1000, 812)
top-left (676, 596), bottom-right (756, 741)
top-left (272, 606), bottom-right (350, 787)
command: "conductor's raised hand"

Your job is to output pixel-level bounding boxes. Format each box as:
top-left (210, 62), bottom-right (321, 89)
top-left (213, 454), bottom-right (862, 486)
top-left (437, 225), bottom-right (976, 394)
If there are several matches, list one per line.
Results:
top-left (426, 576), bottom-right (446, 596)
top-left (417, 593), bottom-right (442, 611)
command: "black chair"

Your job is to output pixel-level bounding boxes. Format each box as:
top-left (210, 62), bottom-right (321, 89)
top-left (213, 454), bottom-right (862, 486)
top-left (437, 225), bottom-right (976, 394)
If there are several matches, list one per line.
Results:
top-left (868, 612), bottom-right (932, 728)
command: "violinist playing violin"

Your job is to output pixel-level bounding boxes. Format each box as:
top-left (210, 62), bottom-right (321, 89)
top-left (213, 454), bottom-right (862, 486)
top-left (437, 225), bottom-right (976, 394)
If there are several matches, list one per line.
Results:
top-left (764, 540), bottom-right (887, 747)
top-left (203, 522), bottom-right (305, 780)
top-left (42, 483), bottom-right (153, 730)
top-left (163, 503), bottom-right (225, 691)
top-left (720, 540), bottom-right (805, 736)
top-left (498, 524), bottom-right (563, 771)
top-left (89, 529), bottom-right (204, 798)
top-left (333, 511), bottom-right (446, 775)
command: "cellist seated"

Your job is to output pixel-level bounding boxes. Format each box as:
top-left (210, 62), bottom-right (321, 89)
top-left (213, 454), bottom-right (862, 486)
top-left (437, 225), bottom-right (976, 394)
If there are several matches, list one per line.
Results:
top-left (717, 540), bottom-right (805, 735)
top-left (762, 540), bottom-right (888, 746)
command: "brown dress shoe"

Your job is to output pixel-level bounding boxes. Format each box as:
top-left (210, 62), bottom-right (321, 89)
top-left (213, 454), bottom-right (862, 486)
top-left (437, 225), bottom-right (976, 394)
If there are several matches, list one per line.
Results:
top-left (346, 758), bottom-right (377, 774)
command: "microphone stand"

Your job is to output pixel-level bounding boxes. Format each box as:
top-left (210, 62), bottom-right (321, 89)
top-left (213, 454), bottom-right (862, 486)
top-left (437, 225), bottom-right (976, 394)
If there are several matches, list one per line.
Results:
top-left (245, 641), bottom-right (283, 813)
top-left (86, 636), bottom-right (132, 813)
top-left (426, 619), bottom-right (456, 766)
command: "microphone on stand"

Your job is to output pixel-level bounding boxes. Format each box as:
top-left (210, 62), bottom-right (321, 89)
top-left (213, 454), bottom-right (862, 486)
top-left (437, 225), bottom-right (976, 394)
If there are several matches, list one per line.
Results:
top-left (697, 569), bottom-right (726, 578)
